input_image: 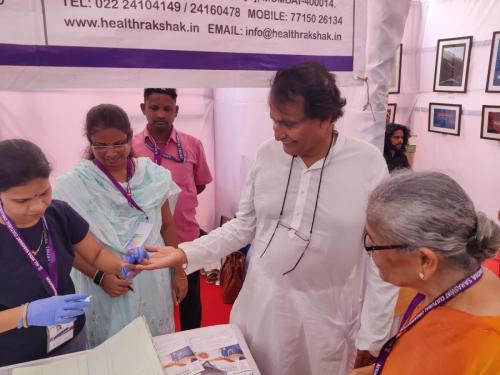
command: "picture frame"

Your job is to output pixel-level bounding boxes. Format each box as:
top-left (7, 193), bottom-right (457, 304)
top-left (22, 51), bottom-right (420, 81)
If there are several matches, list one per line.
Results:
top-left (433, 36), bottom-right (472, 93)
top-left (486, 31), bottom-right (500, 93)
top-left (428, 103), bottom-right (462, 136)
top-left (388, 44), bottom-right (402, 94)
top-left (480, 105), bottom-right (500, 141)
top-left (386, 103), bottom-right (397, 124)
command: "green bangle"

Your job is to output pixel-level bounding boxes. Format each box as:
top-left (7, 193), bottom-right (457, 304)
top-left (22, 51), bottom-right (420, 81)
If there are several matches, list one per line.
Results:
top-left (93, 270), bottom-right (105, 285)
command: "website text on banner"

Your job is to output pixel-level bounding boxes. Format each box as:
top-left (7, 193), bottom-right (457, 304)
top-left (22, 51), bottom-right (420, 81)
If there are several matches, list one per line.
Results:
top-left (0, 0), bottom-right (366, 88)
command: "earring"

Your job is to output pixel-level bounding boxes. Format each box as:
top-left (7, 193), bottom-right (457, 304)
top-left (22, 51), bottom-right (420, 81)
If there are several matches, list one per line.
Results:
top-left (418, 272), bottom-right (425, 280)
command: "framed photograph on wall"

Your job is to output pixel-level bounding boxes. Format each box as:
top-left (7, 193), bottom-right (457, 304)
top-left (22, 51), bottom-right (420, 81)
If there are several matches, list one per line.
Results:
top-left (428, 103), bottom-right (462, 136)
top-left (480, 105), bottom-right (500, 141)
top-left (486, 31), bottom-right (500, 92)
top-left (433, 36), bottom-right (472, 93)
top-left (388, 44), bottom-right (402, 94)
top-left (386, 103), bottom-right (397, 124)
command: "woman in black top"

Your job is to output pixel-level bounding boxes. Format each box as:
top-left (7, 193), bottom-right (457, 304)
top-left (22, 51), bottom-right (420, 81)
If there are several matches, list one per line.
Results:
top-left (0, 139), bottom-right (137, 366)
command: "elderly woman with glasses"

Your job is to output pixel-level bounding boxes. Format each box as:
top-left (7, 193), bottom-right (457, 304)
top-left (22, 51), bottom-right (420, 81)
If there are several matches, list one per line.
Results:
top-left (350, 170), bottom-right (500, 375)
top-left (53, 104), bottom-right (187, 348)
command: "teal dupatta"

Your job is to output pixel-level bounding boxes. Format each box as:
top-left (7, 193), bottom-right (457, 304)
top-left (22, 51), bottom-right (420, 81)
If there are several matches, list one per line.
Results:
top-left (54, 157), bottom-right (180, 347)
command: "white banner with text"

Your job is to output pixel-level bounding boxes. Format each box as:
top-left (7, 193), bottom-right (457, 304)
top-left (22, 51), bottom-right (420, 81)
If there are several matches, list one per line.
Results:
top-left (0, 0), bottom-right (366, 88)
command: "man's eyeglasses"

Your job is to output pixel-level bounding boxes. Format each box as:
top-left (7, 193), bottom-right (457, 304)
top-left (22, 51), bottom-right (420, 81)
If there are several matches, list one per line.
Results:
top-left (91, 138), bottom-right (129, 151)
top-left (363, 231), bottom-right (410, 252)
top-left (261, 221), bottom-right (311, 275)
top-left (279, 222), bottom-right (310, 243)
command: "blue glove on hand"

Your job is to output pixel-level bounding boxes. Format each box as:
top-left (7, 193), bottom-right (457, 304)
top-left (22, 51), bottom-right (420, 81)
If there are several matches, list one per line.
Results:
top-left (26, 294), bottom-right (90, 327)
top-left (127, 246), bottom-right (150, 264)
top-left (121, 246), bottom-right (149, 280)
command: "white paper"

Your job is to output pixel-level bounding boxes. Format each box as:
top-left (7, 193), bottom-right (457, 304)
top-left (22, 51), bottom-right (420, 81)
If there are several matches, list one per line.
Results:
top-left (13, 317), bottom-right (164, 375)
top-left (190, 336), bottom-right (251, 375)
top-left (154, 336), bottom-right (204, 375)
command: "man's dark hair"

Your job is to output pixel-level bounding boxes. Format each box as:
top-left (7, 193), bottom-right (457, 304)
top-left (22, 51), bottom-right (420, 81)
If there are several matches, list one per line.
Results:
top-left (144, 88), bottom-right (177, 102)
top-left (0, 139), bottom-right (52, 192)
top-left (84, 103), bottom-right (134, 159)
top-left (270, 61), bottom-right (346, 123)
top-left (384, 123), bottom-right (410, 155)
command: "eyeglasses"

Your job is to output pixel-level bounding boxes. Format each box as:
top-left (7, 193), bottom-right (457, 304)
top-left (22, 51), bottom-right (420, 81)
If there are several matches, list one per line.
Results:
top-left (363, 231), bottom-right (410, 252)
top-left (278, 222), bottom-right (310, 242)
top-left (261, 221), bottom-right (311, 275)
top-left (91, 138), bottom-right (129, 151)
top-left (259, 130), bottom-right (335, 275)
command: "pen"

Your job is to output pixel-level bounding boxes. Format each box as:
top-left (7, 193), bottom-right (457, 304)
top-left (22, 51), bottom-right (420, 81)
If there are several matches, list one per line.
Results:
top-left (116, 274), bottom-right (135, 292)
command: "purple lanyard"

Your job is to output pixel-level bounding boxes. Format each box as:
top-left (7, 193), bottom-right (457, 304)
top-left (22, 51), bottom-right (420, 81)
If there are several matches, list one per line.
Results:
top-left (0, 201), bottom-right (58, 296)
top-left (373, 267), bottom-right (483, 375)
top-left (144, 132), bottom-right (185, 166)
top-left (92, 158), bottom-right (148, 218)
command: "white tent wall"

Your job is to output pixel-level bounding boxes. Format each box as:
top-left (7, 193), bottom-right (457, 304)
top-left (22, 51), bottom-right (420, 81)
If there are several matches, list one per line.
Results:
top-left (0, 88), bottom-right (216, 231)
top-left (390, 0), bottom-right (500, 220)
top-left (212, 88), bottom-right (272, 220)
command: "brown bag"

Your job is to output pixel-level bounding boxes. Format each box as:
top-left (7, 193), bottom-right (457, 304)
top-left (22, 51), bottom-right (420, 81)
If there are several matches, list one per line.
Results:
top-left (220, 251), bottom-right (246, 304)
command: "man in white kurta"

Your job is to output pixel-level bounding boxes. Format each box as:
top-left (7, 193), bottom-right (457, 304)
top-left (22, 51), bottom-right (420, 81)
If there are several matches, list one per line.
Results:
top-left (140, 62), bottom-right (398, 375)
top-left (182, 132), bottom-right (397, 374)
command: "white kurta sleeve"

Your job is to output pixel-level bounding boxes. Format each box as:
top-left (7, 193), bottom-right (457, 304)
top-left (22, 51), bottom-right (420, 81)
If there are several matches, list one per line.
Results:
top-left (180, 164), bottom-right (257, 274)
top-left (355, 257), bottom-right (398, 354)
top-left (355, 158), bottom-right (399, 355)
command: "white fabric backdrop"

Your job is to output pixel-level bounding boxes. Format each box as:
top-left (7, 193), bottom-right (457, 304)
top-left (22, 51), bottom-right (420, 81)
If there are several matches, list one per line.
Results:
top-left (0, 88), bottom-right (216, 231)
top-left (390, 0), bottom-right (500, 220)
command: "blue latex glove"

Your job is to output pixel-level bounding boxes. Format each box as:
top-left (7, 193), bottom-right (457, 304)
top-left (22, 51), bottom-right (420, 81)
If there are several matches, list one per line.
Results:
top-left (26, 294), bottom-right (90, 327)
top-left (121, 246), bottom-right (149, 280)
top-left (127, 246), bottom-right (150, 264)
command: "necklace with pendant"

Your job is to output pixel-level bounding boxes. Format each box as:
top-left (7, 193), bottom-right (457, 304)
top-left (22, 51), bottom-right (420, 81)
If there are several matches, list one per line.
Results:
top-left (31, 226), bottom-right (45, 256)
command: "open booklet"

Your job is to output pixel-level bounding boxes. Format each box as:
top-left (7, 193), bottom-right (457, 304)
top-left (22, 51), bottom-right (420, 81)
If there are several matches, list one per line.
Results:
top-left (13, 317), bottom-right (164, 375)
top-left (155, 331), bottom-right (252, 375)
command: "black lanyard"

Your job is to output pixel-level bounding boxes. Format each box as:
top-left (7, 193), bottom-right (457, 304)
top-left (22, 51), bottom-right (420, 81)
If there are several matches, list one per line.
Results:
top-left (260, 130), bottom-right (335, 274)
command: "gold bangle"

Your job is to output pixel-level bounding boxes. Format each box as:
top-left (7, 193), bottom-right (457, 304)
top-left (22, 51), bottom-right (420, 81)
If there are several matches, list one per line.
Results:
top-left (22, 303), bottom-right (29, 328)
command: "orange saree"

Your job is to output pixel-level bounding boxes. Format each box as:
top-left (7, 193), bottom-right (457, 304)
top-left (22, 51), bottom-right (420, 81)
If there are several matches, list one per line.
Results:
top-left (382, 307), bottom-right (500, 374)
top-left (484, 256), bottom-right (500, 277)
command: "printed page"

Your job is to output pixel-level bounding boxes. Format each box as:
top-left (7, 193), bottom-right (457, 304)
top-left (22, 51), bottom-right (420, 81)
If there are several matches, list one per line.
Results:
top-left (154, 335), bottom-right (204, 375)
top-left (191, 335), bottom-right (252, 375)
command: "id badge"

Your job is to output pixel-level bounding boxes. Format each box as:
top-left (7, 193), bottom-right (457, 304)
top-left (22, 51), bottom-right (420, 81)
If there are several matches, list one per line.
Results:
top-left (46, 322), bottom-right (74, 352)
top-left (124, 219), bottom-right (154, 250)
